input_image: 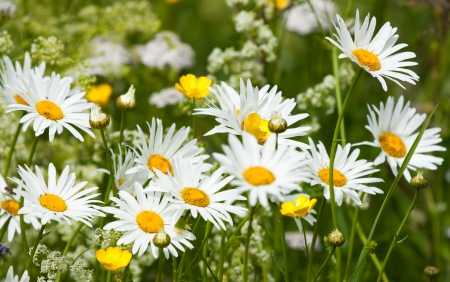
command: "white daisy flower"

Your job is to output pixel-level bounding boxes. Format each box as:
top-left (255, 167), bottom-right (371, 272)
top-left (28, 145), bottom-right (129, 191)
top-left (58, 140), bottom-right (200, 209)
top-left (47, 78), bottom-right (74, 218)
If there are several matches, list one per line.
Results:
top-left (11, 163), bottom-right (105, 226)
top-left (103, 183), bottom-right (195, 258)
top-left (303, 137), bottom-right (383, 206)
top-left (213, 133), bottom-right (311, 207)
top-left (0, 174), bottom-right (41, 242)
top-left (326, 9), bottom-right (419, 91)
top-left (0, 52), bottom-right (45, 106)
top-left (195, 79), bottom-right (310, 148)
top-left (126, 118), bottom-right (210, 180)
top-left (152, 157), bottom-right (247, 230)
top-left (4, 266), bottom-right (30, 282)
top-left (6, 70), bottom-right (95, 142)
top-left (357, 96), bottom-right (446, 181)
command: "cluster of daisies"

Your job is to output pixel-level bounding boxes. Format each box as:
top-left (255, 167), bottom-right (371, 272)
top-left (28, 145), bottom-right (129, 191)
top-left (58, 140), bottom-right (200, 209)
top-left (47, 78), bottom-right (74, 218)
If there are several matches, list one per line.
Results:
top-left (0, 8), bottom-right (446, 280)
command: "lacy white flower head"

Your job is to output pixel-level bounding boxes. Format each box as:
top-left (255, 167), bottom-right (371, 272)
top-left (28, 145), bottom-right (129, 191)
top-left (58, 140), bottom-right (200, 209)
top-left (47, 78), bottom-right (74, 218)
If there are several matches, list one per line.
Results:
top-left (103, 184), bottom-right (195, 258)
top-left (303, 138), bottom-right (384, 206)
top-left (195, 79), bottom-right (311, 149)
top-left (6, 71), bottom-right (95, 142)
top-left (152, 157), bottom-right (247, 230)
top-left (0, 174), bottom-right (41, 242)
top-left (0, 0), bottom-right (16, 18)
top-left (357, 96), bottom-right (446, 181)
top-left (4, 266), bottom-right (29, 282)
top-left (0, 52), bottom-right (46, 106)
top-left (285, 0), bottom-right (336, 35)
top-left (149, 87), bottom-right (186, 108)
top-left (85, 36), bottom-right (132, 77)
top-left (326, 9), bottom-right (419, 91)
top-left (11, 163), bottom-right (105, 226)
top-left (137, 31), bottom-right (195, 70)
top-left (126, 118), bottom-right (211, 180)
top-left (213, 133), bottom-right (311, 207)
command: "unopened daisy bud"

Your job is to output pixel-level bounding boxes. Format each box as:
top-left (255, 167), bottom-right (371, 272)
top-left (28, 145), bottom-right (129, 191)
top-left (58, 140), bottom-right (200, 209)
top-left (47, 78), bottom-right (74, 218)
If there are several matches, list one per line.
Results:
top-left (424, 266), bottom-right (440, 278)
top-left (89, 106), bottom-right (110, 129)
top-left (153, 228), bottom-right (171, 248)
top-left (410, 171), bottom-right (428, 190)
top-left (225, 235), bottom-right (241, 251)
top-left (268, 111), bottom-right (287, 134)
top-left (116, 85), bottom-right (136, 111)
top-left (327, 229), bottom-right (345, 247)
top-left (364, 240), bottom-right (377, 254)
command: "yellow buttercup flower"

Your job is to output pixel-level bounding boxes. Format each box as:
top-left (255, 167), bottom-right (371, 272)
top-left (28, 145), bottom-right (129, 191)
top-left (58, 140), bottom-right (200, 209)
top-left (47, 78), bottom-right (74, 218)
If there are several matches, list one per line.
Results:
top-left (267, 0), bottom-right (290, 11)
top-left (175, 74), bottom-right (212, 99)
top-left (280, 196), bottom-right (317, 219)
top-left (96, 247), bottom-right (132, 271)
top-left (85, 83), bottom-right (113, 106)
top-left (244, 112), bottom-right (271, 144)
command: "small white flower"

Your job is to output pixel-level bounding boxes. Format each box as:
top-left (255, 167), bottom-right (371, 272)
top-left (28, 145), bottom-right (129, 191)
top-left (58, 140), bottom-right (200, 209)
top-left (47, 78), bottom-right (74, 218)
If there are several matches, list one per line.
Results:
top-left (285, 0), bottom-right (336, 35)
top-left (86, 36), bottom-right (131, 77)
top-left (149, 87), bottom-right (185, 108)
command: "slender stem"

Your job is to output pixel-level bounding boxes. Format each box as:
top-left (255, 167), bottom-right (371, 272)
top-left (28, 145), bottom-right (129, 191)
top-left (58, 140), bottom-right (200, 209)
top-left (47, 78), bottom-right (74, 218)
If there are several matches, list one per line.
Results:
top-left (232, 204), bottom-right (261, 236)
top-left (314, 247), bottom-right (336, 282)
top-left (3, 121), bottom-right (23, 178)
top-left (27, 136), bottom-right (39, 166)
top-left (192, 99), bottom-right (196, 139)
top-left (332, 48), bottom-right (346, 146)
top-left (301, 220), bottom-right (316, 281)
top-left (203, 221), bottom-right (212, 282)
top-left (348, 251), bottom-right (370, 282)
top-left (62, 222), bottom-right (84, 256)
top-left (424, 187), bottom-right (441, 266)
top-left (176, 216), bottom-right (202, 277)
top-left (243, 205), bottom-right (255, 282)
top-left (377, 189), bottom-right (420, 282)
top-left (200, 251), bottom-right (219, 282)
top-left (0, 217), bottom-right (11, 241)
top-left (26, 224), bottom-right (46, 271)
top-left (307, 197), bottom-right (326, 282)
top-left (344, 0), bottom-right (354, 18)
top-left (106, 270), bottom-right (112, 282)
top-left (100, 127), bottom-right (116, 200)
top-left (344, 205), bottom-right (360, 281)
top-left (58, 247), bottom-right (95, 282)
top-left (217, 229), bottom-right (226, 280)
top-left (172, 256), bottom-right (178, 282)
top-left (306, 0), bottom-right (325, 36)
top-left (118, 111), bottom-right (126, 146)
top-left (156, 249), bottom-right (164, 282)
top-left (279, 215), bottom-right (290, 282)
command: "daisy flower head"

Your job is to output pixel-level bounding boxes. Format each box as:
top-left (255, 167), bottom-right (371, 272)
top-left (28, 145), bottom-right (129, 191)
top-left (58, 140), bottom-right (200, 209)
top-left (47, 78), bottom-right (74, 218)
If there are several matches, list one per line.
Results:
top-left (6, 70), bottom-right (95, 142)
top-left (213, 132), bottom-right (311, 207)
top-left (4, 266), bottom-right (30, 282)
top-left (12, 163), bottom-right (105, 226)
top-left (126, 118), bottom-right (210, 180)
top-left (326, 9), bottom-right (419, 91)
top-left (0, 174), bottom-right (41, 242)
top-left (103, 183), bottom-right (195, 258)
top-left (195, 79), bottom-right (310, 148)
top-left (303, 137), bottom-right (383, 206)
top-left (152, 157), bottom-right (247, 230)
top-left (0, 52), bottom-right (45, 106)
top-left (357, 96), bottom-right (445, 181)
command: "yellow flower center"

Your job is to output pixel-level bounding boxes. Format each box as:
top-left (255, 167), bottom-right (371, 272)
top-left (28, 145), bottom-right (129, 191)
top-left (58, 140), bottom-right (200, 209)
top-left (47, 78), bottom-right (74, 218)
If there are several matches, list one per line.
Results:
top-left (148, 155), bottom-right (174, 176)
top-left (13, 94), bottom-right (28, 105)
top-left (96, 246), bottom-right (132, 271)
top-left (118, 179), bottom-right (125, 186)
top-left (181, 187), bottom-right (210, 207)
top-left (244, 166), bottom-right (275, 186)
top-left (36, 100), bottom-right (64, 121)
top-left (244, 112), bottom-right (271, 145)
top-left (318, 169), bottom-right (347, 187)
top-left (1, 199), bottom-right (19, 216)
top-left (379, 133), bottom-right (407, 158)
top-left (39, 194), bottom-right (67, 212)
top-left (352, 49), bottom-right (381, 71)
top-left (136, 210), bottom-right (164, 233)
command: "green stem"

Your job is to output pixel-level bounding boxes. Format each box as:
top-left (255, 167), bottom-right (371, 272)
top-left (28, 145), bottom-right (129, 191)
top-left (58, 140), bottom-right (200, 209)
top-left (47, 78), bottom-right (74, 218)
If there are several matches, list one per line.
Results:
top-left (232, 205), bottom-right (261, 236)
top-left (172, 257), bottom-right (178, 282)
top-left (301, 220), bottom-right (316, 281)
top-left (3, 121), bottom-right (23, 178)
top-left (106, 270), bottom-right (112, 282)
top-left (123, 263), bottom-right (130, 282)
top-left (216, 229), bottom-right (226, 280)
top-left (376, 189), bottom-right (420, 281)
top-left (203, 221), bottom-right (212, 282)
top-left (100, 127), bottom-right (116, 201)
top-left (307, 197), bottom-right (326, 282)
top-left (62, 222), bottom-right (84, 256)
top-left (348, 251), bottom-right (370, 282)
top-left (306, 0), bottom-right (325, 36)
top-left (314, 247), bottom-right (336, 282)
top-left (27, 136), bottom-right (39, 166)
top-left (243, 205), bottom-right (255, 282)
top-left (118, 111), bottom-right (126, 146)
top-left (26, 224), bottom-right (46, 271)
top-left (200, 250), bottom-right (219, 282)
top-left (344, 0), bottom-right (354, 18)
top-left (156, 249), bottom-right (164, 282)
top-left (0, 217), bottom-right (11, 241)
top-left (192, 99), bottom-right (196, 139)
top-left (332, 48), bottom-right (346, 146)
top-left (58, 247), bottom-right (95, 282)
top-left (344, 205), bottom-right (360, 281)
top-left (424, 187), bottom-right (441, 266)
top-left (280, 215), bottom-right (289, 282)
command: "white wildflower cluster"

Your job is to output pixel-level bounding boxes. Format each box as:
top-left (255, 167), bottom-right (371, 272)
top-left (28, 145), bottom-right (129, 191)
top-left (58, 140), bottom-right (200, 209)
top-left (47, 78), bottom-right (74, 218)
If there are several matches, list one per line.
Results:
top-left (137, 31), bottom-right (195, 71)
top-left (0, 0), bottom-right (16, 18)
top-left (149, 87), bottom-right (186, 108)
top-left (30, 36), bottom-right (65, 65)
top-left (30, 246), bottom-right (68, 282)
top-left (69, 258), bottom-right (93, 282)
top-left (285, 0), bottom-right (336, 35)
top-left (92, 228), bottom-right (125, 248)
top-left (0, 30), bottom-right (13, 54)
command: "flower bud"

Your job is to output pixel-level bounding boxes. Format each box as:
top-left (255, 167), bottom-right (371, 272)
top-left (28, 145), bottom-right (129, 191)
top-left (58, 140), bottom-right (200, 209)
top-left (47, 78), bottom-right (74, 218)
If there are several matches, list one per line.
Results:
top-left (116, 85), bottom-right (136, 111)
top-left (364, 240), bottom-right (377, 254)
top-left (327, 229), bottom-right (345, 247)
top-left (89, 106), bottom-right (110, 129)
top-left (424, 266), bottom-right (440, 278)
top-left (268, 111), bottom-right (288, 134)
top-left (153, 228), bottom-right (171, 248)
top-left (410, 171), bottom-right (427, 190)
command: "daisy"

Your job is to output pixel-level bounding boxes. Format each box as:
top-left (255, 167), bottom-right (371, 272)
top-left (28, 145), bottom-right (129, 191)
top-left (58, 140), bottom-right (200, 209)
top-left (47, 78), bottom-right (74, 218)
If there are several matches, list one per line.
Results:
top-left (0, 52), bottom-right (45, 106)
top-left (152, 157), bottom-right (247, 230)
top-left (326, 10), bottom-right (419, 91)
top-left (126, 118), bottom-right (210, 180)
top-left (195, 79), bottom-right (310, 148)
top-left (11, 163), bottom-right (105, 226)
top-left (6, 70), bottom-right (95, 142)
top-left (0, 174), bottom-right (41, 242)
top-left (4, 266), bottom-right (30, 282)
top-left (303, 137), bottom-right (383, 206)
top-left (103, 183), bottom-right (195, 258)
top-left (213, 132), bottom-right (311, 207)
top-left (357, 96), bottom-right (445, 181)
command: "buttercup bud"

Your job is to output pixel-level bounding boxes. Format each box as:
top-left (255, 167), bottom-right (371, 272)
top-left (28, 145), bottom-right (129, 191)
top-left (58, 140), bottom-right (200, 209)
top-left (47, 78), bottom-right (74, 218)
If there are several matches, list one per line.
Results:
top-left (89, 106), bottom-right (110, 129)
top-left (410, 171), bottom-right (428, 190)
top-left (268, 111), bottom-right (288, 134)
top-left (117, 85), bottom-right (136, 111)
top-left (424, 266), bottom-right (440, 278)
top-left (327, 229), bottom-right (345, 247)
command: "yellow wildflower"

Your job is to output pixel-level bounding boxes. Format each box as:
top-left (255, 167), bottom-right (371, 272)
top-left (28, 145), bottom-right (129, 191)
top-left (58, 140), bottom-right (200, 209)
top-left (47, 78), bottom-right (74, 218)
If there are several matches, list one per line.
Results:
top-left (280, 196), bottom-right (317, 219)
top-left (267, 0), bottom-right (290, 11)
top-left (85, 84), bottom-right (113, 106)
top-left (96, 247), bottom-right (132, 271)
top-left (175, 74), bottom-right (212, 99)
top-left (244, 112), bottom-right (271, 144)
